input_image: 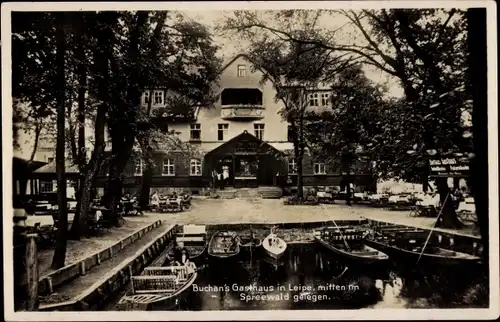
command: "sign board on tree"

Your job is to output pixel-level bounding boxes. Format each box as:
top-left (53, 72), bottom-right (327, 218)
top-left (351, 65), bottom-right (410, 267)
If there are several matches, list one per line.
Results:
top-left (429, 157), bottom-right (469, 177)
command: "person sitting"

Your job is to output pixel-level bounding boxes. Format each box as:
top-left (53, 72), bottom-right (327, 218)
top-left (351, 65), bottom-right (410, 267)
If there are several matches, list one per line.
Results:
top-left (150, 191), bottom-right (160, 207)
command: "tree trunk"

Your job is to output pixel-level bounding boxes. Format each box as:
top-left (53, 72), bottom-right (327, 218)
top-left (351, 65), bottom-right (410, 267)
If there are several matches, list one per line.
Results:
top-left (138, 137), bottom-right (154, 208)
top-left (137, 88), bottom-right (156, 207)
top-left (104, 129), bottom-right (135, 223)
top-left (421, 164), bottom-right (430, 192)
top-left (435, 177), bottom-right (462, 229)
top-left (51, 13), bottom-right (68, 270)
top-left (296, 117), bottom-right (305, 200)
top-left (29, 122), bottom-right (41, 162)
top-left (76, 106), bottom-right (107, 235)
top-left (69, 16), bottom-right (90, 239)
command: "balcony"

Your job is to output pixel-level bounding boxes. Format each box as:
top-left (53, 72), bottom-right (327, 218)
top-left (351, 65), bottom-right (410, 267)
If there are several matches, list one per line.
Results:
top-left (221, 105), bottom-right (265, 120)
top-left (220, 88), bottom-right (264, 120)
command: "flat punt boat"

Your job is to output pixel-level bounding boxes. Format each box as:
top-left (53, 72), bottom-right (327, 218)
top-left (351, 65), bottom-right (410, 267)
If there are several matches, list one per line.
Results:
top-left (262, 233), bottom-right (287, 260)
top-left (207, 231), bottom-right (240, 260)
top-left (175, 225), bottom-right (207, 262)
top-left (365, 230), bottom-right (481, 265)
top-left (314, 227), bottom-right (388, 264)
top-left (238, 231), bottom-right (262, 252)
top-left (117, 264), bottom-right (197, 311)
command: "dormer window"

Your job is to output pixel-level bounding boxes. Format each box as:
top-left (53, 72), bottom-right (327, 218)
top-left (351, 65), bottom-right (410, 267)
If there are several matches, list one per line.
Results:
top-left (143, 91), bottom-right (150, 105)
top-left (237, 65), bottom-right (246, 77)
top-left (153, 90), bottom-right (164, 105)
top-left (321, 93), bottom-right (330, 106)
top-left (309, 93), bottom-right (319, 107)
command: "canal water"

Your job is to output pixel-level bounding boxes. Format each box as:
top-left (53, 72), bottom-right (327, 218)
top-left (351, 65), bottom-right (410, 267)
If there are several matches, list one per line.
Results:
top-left (148, 243), bottom-right (488, 311)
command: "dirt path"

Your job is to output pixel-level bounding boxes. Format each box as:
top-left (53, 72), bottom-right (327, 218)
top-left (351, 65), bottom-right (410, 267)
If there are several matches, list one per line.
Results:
top-left (37, 216), bottom-right (160, 277)
top-left (39, 222), bottom-right (173, 305)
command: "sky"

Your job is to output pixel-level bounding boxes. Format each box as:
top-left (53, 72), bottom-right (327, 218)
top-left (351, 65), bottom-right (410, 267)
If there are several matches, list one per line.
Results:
top-left (180, 10), bottom-right (404, 98)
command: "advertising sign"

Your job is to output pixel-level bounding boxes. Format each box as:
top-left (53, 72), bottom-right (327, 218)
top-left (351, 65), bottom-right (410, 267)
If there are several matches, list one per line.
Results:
top-left (429, 157), bottom-right (469, 177)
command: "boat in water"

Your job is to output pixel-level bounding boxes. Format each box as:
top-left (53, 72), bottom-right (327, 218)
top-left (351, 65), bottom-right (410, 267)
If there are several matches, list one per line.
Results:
top-left (238, 230), bottom-right (262, 253)
top-left (175, 225), bottom-right (207, 262)
top-left (117, 263), bottom-right (197, 311)
top-left (262, 233), bottom-right (287, 260)
top-left (365, 229), bottom-right (481, 265)
top-left (314, 226), bottom-right (388, 264)
top-left (207, 231), bottom-right (240, 260)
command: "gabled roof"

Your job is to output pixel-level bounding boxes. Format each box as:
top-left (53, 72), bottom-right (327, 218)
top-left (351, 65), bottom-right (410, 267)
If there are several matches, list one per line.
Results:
top-left (205, 130), bottom-right (284, 158)
top-left (33, 160), bottom-right (80, 174)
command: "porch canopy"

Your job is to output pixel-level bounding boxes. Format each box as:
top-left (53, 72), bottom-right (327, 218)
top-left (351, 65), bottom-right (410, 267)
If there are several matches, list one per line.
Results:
top-left (204, 130), bottom-right (286, 187)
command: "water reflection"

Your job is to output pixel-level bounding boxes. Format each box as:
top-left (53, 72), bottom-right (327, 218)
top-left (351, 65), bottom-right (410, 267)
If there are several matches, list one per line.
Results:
top-left (153, 244), bottom-right (487, 311)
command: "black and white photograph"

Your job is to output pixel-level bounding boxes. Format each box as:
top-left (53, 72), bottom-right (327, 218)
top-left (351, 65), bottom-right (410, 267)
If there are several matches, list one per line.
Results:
top-left (2, 1), bottom-right (498, 320)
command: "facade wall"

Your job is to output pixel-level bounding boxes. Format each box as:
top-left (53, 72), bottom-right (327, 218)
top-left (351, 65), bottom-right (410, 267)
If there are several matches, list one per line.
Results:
top-left (152, 55), bottom-right (292, 153)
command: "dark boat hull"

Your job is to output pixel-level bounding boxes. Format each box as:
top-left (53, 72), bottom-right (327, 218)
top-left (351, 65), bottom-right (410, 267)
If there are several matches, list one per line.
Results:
top-left (365, 238), bottom-right (481, 266)
top-left (315, 236), bottom-right (388, 265)
top-left (207, 231), bottom-right (240, 261)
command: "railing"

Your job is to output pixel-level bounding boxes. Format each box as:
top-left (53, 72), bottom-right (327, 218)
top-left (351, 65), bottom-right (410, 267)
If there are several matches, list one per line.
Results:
top-left (220, 105), bottom-right (265, 119)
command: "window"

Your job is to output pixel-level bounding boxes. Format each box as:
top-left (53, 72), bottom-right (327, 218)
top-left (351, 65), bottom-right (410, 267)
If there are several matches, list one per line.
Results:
top-left (237, 65), bottom-right (246, 77)
top-left (190, 124), bottom-right (201, 141)
top-left (47, 157), bottom-right (54, 163)
top-left (134, 160), bottom-right (142, 176)
top-left (162, 158), bottom-right (175, 176)
top-left (143, 91), bottom-right (150, 105)
top-left (288, 158), bottom-right (297, 174)
top-left (40, 180), bottom-right (55, 193)
top-left (321, 93), bottom-right (330, 106)
top-left (190, 159), bottom-right (202, 176)
top-left (287, 125), bottom-right (295, 142)
top-left (153, 90), bottom-right (163, 105)
top-left (254, 124), bottom-right (264, 140)
top-left (314, 162), bottom-right (326, 175)
top-left (217, 123), bottom-right (229, 141)
top-left (309, 93), bottom-right (319, 106)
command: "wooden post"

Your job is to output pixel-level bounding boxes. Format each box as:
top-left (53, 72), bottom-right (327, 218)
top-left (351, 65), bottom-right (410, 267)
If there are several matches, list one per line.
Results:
top-left (25, 234), bottom-right (39, 311)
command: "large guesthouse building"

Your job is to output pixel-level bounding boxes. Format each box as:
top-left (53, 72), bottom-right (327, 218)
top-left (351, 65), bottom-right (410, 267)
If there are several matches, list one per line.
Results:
top-left (91, 54), bottom-right (376, 195)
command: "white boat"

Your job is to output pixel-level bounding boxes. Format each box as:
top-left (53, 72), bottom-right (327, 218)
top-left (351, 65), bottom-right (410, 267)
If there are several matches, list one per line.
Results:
top-left (117, 263), bottom-right (197, 311)
top-left (262, 233), bottom-right (287, 260)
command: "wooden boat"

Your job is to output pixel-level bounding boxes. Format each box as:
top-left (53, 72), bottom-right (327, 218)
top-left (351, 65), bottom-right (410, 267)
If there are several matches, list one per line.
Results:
top-left (262, 233), bottom-right (287, 260)
top-left (365, 230), bottom-right (481, 265)
top-left (314, 227), bottom-right (388, 264)
top-left (207, 231), bottom-right (240, 260)
top-left (175, 225), bottom-right (207, 262)
top-left (117, 264), bottom-right (197, 311)
top-left (238, 230), bottom-right (262, 252)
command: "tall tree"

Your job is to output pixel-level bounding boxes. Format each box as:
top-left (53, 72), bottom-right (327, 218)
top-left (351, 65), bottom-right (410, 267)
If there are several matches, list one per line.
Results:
top-left (135, 13), bottom-right (221, 207)
top-left (51, 12), bottom-right (68, 269)
top-left (306, 64), bottom-right (387, 203)
top-left (223, 14), bottom-right (355, 200)
top-left (69, 12), bottom-right (119, 238)
top-left (222, 9), bottom-right (470, 227)
top-left (102, 12), bottom-right (221, 214)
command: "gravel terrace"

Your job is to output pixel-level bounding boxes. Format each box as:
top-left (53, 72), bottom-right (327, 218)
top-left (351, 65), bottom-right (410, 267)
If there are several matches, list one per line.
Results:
top-left (130, 198), bottom-right (480, 237)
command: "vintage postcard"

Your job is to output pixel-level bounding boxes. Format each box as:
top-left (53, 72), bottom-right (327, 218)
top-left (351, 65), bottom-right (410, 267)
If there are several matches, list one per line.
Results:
top-left (2, 1), bottom-right (499, 321)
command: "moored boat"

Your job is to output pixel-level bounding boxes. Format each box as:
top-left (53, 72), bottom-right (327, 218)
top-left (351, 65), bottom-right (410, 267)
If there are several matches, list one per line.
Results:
top-left (117, 263), bottom-right (197, 311)
top-left (238, 230), bottom-right (262, 253)
top-left (365, 230), bottom-right (481, 265)
top-left (262, 233), bottom-right (287, 260)
top-left (314, 226), bottom-right (388, 264)
top-left (207, 231), bottom-right (240, 260)
top-left (175, 225), bottom-right (207, 262)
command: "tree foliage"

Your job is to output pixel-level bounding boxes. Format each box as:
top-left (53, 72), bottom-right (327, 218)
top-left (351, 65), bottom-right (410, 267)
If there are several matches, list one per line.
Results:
top-left (222, 9), bottom-right (471, 227)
